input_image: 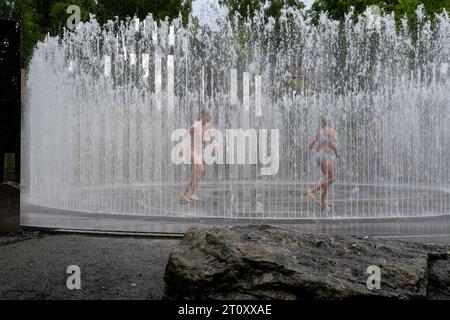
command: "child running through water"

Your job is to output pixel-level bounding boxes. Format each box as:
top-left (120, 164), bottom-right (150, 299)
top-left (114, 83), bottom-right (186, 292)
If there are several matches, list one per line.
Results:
top-left (179, 108), bottom-right (216, 204)
top-left (307, 117), bottom-right (340, 211)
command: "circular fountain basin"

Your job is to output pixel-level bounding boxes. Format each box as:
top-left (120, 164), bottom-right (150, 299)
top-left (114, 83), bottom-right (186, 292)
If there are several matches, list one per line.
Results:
top-left (25, 182), bottom-right (450, 220)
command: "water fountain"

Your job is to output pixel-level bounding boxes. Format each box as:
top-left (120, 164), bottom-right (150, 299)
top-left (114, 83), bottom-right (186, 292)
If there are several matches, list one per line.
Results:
top-left (23, 6), bottom-right (450, 223)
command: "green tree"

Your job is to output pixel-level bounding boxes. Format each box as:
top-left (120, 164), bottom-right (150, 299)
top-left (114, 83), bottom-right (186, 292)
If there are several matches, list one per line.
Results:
top-left (0, 0), bottom-right (19, 19)
top-left (94, 0), bottom-right (192, 24)
top-left (310, 0), bottom-right (450, 22)
top-left (48, 0), bottom-right (94, 35)
top-left (393, 0), bottom-right (450, 26)
top-left (220, 0), bottom-right (305, 21)
top-left (19, 0), bottom-right (44, 67)
top-left (310, 0), bottom-right (382, 22)
top-left (16, 0), bottom-right (193, 67)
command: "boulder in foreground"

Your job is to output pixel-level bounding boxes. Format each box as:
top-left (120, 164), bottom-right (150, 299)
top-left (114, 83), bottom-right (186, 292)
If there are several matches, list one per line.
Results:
top-left (164, 225), bottom-right (449, 300)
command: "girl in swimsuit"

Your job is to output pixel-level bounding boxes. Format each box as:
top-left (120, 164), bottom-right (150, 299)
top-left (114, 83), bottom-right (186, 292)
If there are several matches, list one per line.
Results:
top-left (179, 108), bottom-right (215, 204)
top-left (307, 117), bottom-right (340, 211)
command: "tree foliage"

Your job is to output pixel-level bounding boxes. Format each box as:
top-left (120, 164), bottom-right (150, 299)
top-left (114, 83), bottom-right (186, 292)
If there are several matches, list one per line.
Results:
top-left (310, 0), bottom-right (450, 23)
top-left (1, 0), bottom-right (191, 67)
top-left (48, 0), bottom-right (94, 34)
top-left (6, 0), bottom-right (450, 67)
top-left (95, 0), bottom-right (191, 24)
top-left (0, 0), bottom-right (18, 19)
top-left (220, 0), bottom-right (305, 21)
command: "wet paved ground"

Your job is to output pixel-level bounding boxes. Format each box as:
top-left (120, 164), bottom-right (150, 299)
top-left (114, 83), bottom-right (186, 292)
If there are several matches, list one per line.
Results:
top-left (10, 200), bottom-right (449, 299)
top-left (0, 230), bottom-right (179, 300)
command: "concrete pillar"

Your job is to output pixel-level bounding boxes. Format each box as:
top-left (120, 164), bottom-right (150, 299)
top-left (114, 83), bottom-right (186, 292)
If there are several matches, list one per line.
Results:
top-left (0, 183), bottom-right (20, 234)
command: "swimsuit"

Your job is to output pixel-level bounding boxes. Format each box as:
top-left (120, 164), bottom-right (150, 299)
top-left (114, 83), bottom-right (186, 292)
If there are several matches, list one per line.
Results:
top-left (314, 150), bottom-right (335, 166)
top-left (189, 122), bottom-right (209, 164)
top-left (313, 129), bottom-right (335, 166)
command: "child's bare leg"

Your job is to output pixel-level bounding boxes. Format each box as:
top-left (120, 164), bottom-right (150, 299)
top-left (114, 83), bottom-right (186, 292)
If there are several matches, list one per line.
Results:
top-left (321, 184), bottom-right (329, 209)
top-left (190, 164), bottom-right (204, 201)
top-left (307, 188), bottom-right (318, 202)
top-left (180, 166), bottom-right (195, 203)
top-left (187, 169), bottom-right (198, 196)
top-left (308, 160), bottom-right (328, 201)
top-left (321, 160), bottom-right (334, 210)
top-left (180, 182), bottom-right (193, 203)
top-left (190, 164), bottom-right (205, 198)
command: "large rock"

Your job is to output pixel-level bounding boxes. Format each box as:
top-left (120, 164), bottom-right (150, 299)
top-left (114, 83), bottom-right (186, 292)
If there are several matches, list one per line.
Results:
top-left (164, 225), bottom-right (450, 300)
top-left (0, 183), bottom-right (20, 234)
top-left (427, 253), bottom-right (450, 299)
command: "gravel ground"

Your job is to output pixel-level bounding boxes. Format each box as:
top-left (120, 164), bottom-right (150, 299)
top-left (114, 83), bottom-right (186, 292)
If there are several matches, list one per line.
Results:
top-left (0, 229), bottom-right (448, 300)
top-left (0, 230), bottom-right (179, 300)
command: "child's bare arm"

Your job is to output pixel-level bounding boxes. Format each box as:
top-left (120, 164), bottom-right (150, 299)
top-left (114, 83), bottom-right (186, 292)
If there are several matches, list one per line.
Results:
top-left (308, 132), bottom-right (319, 150)
top-left (330, 131), bottom-right (340, 159)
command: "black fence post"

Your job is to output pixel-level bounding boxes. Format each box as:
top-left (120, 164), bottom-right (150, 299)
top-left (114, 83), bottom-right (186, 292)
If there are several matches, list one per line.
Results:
top-left (0, 19), bottom-right (21, 184)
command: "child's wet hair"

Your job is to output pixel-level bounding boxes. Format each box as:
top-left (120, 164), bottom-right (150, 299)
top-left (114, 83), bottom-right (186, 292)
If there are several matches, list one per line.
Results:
top-left (199, 108), bottom-right (211, 121)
